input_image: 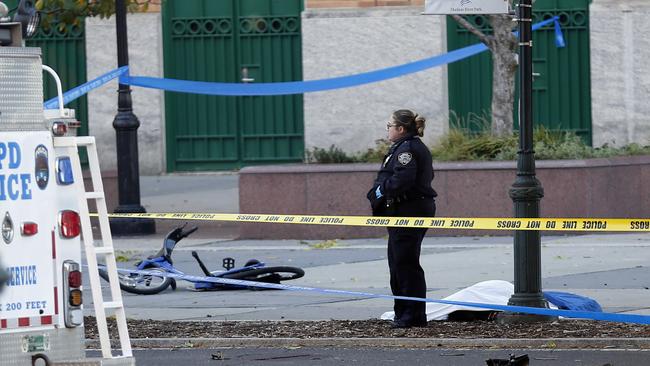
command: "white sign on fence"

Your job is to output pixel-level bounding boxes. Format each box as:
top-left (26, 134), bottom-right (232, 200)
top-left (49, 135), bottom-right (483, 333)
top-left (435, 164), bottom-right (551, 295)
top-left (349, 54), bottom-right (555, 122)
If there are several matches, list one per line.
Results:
top-left (424, 0), bottom-right (510, 15)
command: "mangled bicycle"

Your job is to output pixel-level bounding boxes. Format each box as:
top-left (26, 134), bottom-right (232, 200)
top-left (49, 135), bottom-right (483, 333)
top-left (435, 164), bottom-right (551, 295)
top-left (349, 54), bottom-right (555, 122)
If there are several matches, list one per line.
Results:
top-left (98, 224), bottom-right (304, 295)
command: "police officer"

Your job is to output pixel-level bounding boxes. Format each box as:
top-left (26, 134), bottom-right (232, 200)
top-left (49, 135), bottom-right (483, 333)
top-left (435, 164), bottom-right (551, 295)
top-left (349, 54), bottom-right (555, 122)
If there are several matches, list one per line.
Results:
top-left (367, 109), bottom-right (436, 328)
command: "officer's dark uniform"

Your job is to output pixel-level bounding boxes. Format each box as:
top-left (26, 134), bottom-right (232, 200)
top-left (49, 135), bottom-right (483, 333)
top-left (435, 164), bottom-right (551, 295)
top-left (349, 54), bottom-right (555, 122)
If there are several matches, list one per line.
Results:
top-left (367, 133), bottom-right (436, 327)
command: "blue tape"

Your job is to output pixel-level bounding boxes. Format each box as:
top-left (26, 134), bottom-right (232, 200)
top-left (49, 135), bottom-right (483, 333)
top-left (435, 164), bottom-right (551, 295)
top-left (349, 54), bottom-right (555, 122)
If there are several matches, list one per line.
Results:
top-left (44, 17), bottom-right (560, 103)
top-left (121, 17), bottom-right (559, 97)
top-left (554, 19), bottom-right (566, 48)
top-left (112, 266), bottom-right (650, 325)
top-left (44, 66), bottom-right (129, 109)
top-left (122, 43), bottom-right (489, 97)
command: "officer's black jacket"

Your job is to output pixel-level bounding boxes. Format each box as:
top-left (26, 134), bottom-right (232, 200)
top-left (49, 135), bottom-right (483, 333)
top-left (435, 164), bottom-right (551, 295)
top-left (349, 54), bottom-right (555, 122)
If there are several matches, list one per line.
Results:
top-left (370, 133), bottom-right (437, 203)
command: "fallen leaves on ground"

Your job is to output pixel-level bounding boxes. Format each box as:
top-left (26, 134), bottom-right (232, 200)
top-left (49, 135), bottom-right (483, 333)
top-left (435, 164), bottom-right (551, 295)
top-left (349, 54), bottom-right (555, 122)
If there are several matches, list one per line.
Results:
top-left (84, 317), bottom-right (650, 340)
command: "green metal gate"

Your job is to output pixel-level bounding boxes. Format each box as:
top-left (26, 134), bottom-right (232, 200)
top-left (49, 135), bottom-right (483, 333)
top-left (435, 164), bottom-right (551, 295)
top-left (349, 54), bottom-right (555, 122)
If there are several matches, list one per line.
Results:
top-left (30, 25), bottom-right (89, 139)
top-left (447, 0), bottom-right (592, 144)
top-left (6, 0), bottom-right (89, 138)
top-left (162, 0), bottom-right (305, 171)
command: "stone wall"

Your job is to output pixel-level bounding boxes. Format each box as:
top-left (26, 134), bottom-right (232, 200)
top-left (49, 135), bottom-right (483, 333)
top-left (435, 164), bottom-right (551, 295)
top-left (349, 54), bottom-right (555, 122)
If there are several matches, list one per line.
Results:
top-left (85, 13), bottom-right (165, 175)
top-left (239, 156), bottom-right (650, 239)
top-left (302, 7), bottom-right (448, 154)
top-left (590, 0), bottom-right (650, 148)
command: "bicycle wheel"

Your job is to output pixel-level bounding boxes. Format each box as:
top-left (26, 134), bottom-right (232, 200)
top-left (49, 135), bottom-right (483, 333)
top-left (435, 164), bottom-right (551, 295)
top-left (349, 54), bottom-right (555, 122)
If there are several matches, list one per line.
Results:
top-left (98, 267), bottom-right (173, 295)
top-left (224, 266), bottom-right (305, 284)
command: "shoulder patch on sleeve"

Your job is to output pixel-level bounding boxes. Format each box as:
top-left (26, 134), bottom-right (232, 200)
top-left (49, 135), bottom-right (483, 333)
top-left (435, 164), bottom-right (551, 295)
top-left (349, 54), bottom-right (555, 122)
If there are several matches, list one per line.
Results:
top-left (397, 152), bottom-right (412, 165)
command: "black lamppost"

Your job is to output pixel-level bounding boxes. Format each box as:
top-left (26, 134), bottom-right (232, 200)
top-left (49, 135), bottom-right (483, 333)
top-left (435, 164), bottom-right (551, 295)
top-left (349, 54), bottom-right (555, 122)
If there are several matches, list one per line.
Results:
top-left (502, 0), bottom-right (551, 320)
top-left (109, 0), bottom-right (155, 235)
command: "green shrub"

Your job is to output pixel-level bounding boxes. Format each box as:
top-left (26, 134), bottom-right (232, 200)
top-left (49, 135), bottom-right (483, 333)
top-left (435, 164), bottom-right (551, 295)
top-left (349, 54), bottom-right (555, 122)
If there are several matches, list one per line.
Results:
top-left (305, 128), bottom-right (650, 163)
top-left (434, 126), bottom-right (650, 161)
top-left (355, 139), bottom-right (391, 163)
top-left (306, 139), bottom-right (391, 164)
top-left (430, 129), bottom-right (517, 161)
top-left (305, 145), bottom-right (355, 163)
top-left (592, 142), bottom-right (650, 158)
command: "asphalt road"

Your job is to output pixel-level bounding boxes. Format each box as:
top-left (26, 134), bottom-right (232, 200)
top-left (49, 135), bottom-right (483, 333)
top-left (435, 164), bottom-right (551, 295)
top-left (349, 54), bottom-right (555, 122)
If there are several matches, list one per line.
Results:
top-left (87, 347), bottom-right (650, 365)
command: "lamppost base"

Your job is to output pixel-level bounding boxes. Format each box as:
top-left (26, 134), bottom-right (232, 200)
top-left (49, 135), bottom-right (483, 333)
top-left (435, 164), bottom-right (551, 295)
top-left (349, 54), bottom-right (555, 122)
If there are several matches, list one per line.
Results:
top-left (497, 294), bottom-right (557, 324)
top-left (109, 205), bottom-right (156, 236)
top-left (109, 217), bottom-right (156, 236)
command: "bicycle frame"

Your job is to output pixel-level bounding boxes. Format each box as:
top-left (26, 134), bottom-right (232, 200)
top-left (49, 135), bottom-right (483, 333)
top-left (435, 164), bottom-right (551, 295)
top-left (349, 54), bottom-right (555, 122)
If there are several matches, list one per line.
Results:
top-left (135, 256), bottom-right (179, 274)
top-left (134, 253), bottom-right (267, 290)
top-left (103, 224), bottom-right (303, 294)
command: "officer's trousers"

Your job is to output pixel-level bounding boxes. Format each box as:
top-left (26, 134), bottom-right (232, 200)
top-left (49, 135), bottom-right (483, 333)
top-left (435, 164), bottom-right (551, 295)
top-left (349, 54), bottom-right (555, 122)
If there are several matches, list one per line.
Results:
top-left (387, 198), bottom-right (435, 325)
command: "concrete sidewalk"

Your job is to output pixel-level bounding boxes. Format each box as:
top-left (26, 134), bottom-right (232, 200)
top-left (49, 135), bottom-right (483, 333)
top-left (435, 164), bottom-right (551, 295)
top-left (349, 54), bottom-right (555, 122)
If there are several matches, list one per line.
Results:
top-left (138, 173), bottom-right (240, 239)
top-left (105, 233), bottom-right (650, 322)
top-left (88, 174), bottom-right (650, 323)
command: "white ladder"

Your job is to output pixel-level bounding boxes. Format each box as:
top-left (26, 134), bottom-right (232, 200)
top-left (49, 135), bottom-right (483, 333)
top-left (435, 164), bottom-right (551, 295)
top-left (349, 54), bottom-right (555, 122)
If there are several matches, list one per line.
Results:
top-left (54, 136), bottom-right (133, 362)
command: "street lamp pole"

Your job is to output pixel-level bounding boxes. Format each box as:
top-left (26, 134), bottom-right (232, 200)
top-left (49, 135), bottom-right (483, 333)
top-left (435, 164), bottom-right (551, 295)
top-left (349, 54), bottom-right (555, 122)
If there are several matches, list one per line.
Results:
top-left (109, 0), bottom-right (155, 235)
top-left (503, 0), bottom-right (550, 320)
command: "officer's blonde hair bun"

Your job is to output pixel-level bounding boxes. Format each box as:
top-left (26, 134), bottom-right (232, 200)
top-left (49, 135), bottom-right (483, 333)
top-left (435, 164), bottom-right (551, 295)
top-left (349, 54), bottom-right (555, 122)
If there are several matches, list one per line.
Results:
top-left (414, 113), bottom-right (426, 137)
top-left (392, 109), bottom-right (426, 137)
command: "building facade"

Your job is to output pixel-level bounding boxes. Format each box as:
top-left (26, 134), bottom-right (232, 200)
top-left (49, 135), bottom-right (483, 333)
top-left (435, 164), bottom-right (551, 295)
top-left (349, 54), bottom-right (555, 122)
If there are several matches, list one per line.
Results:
top-left (75, 0), bottom-right (649, 174)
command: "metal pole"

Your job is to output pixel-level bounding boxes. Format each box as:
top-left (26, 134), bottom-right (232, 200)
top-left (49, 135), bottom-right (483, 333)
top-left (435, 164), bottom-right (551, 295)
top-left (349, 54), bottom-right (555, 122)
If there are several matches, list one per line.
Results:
top-left (109, 0), bottom-right (155, 235)
top-left (501, 0), bottom-right (551, 322)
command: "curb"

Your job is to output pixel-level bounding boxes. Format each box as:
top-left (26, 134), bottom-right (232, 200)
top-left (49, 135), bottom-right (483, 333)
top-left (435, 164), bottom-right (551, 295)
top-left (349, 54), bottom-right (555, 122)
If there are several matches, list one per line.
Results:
top-left (86, 337), bottom-right (650, 350)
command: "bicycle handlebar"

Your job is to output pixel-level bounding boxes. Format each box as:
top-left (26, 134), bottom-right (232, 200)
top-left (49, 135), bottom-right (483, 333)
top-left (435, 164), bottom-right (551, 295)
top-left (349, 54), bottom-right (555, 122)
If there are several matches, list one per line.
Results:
top-left (180, 226), bottom-right (198, 239)
top-left (164, 224), bottom-right (198, 242)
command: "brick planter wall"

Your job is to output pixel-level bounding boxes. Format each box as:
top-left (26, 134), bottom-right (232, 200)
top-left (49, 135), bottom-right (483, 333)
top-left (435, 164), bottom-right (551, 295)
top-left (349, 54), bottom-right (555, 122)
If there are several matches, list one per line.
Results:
top-left (83, 169), bottom-right (118, 213)
top-left (239, 155), bottom-right (650, 239)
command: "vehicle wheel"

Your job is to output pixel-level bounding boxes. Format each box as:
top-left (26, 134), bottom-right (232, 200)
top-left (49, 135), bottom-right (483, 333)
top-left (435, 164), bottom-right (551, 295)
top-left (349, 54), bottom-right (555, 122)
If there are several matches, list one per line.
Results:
top-left (98, 267), bottom-right (172, 295)
top-left (224, 266), bottom-right (305, 284)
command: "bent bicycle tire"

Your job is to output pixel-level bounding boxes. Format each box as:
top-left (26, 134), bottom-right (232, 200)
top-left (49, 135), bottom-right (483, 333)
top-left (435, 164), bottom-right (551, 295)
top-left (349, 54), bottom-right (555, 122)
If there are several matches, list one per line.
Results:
top-left (223, 266), bottom-right (305, 285)
top-left (98, 267), bottom-right (173, 295)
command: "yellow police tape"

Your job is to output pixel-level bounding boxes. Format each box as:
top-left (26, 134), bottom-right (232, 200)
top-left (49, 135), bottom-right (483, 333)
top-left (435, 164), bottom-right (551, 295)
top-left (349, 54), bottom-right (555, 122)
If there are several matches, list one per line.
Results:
top-left (100, 213), bottom-right (650, 232)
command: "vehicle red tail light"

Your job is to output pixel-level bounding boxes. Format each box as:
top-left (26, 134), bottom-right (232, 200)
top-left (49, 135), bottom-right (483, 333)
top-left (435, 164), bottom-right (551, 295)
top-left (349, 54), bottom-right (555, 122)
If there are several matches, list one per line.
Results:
top-left (63, 261), bottom-right (83, 327)
top-left (21, 222), bottom-right (38, 236)
top-left (59, 210), bottom-right (80, 238)
top-left (68, 270), bottom-right (82, 288)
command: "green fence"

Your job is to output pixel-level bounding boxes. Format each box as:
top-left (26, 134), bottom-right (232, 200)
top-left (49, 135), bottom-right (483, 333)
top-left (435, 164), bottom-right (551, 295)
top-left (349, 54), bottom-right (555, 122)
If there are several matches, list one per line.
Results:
top-left (6, 0), bottom-right (89, 138)
top-left (447, 0), bottom-right (592, 144)
top-left (29, 24), bottom-right (89, 139)
top-left (163, 0), bottom-right (305, 171)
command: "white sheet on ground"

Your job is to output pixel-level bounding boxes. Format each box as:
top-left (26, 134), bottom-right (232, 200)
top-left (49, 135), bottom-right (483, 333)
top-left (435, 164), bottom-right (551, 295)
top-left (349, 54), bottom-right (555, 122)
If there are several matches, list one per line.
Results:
top-left (380, 280), bottom-right (557, 321)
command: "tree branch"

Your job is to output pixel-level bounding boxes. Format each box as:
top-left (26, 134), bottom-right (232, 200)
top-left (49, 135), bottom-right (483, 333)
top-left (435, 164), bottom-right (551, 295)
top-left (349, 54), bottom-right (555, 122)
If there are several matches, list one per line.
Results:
top-left (450, 14), bottom-right (493, 48)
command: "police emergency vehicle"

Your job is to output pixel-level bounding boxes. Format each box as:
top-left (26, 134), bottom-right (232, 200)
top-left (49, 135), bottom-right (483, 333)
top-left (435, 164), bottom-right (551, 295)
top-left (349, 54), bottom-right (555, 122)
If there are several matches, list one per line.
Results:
top-left (0, 1), bottom-right (133, 364)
